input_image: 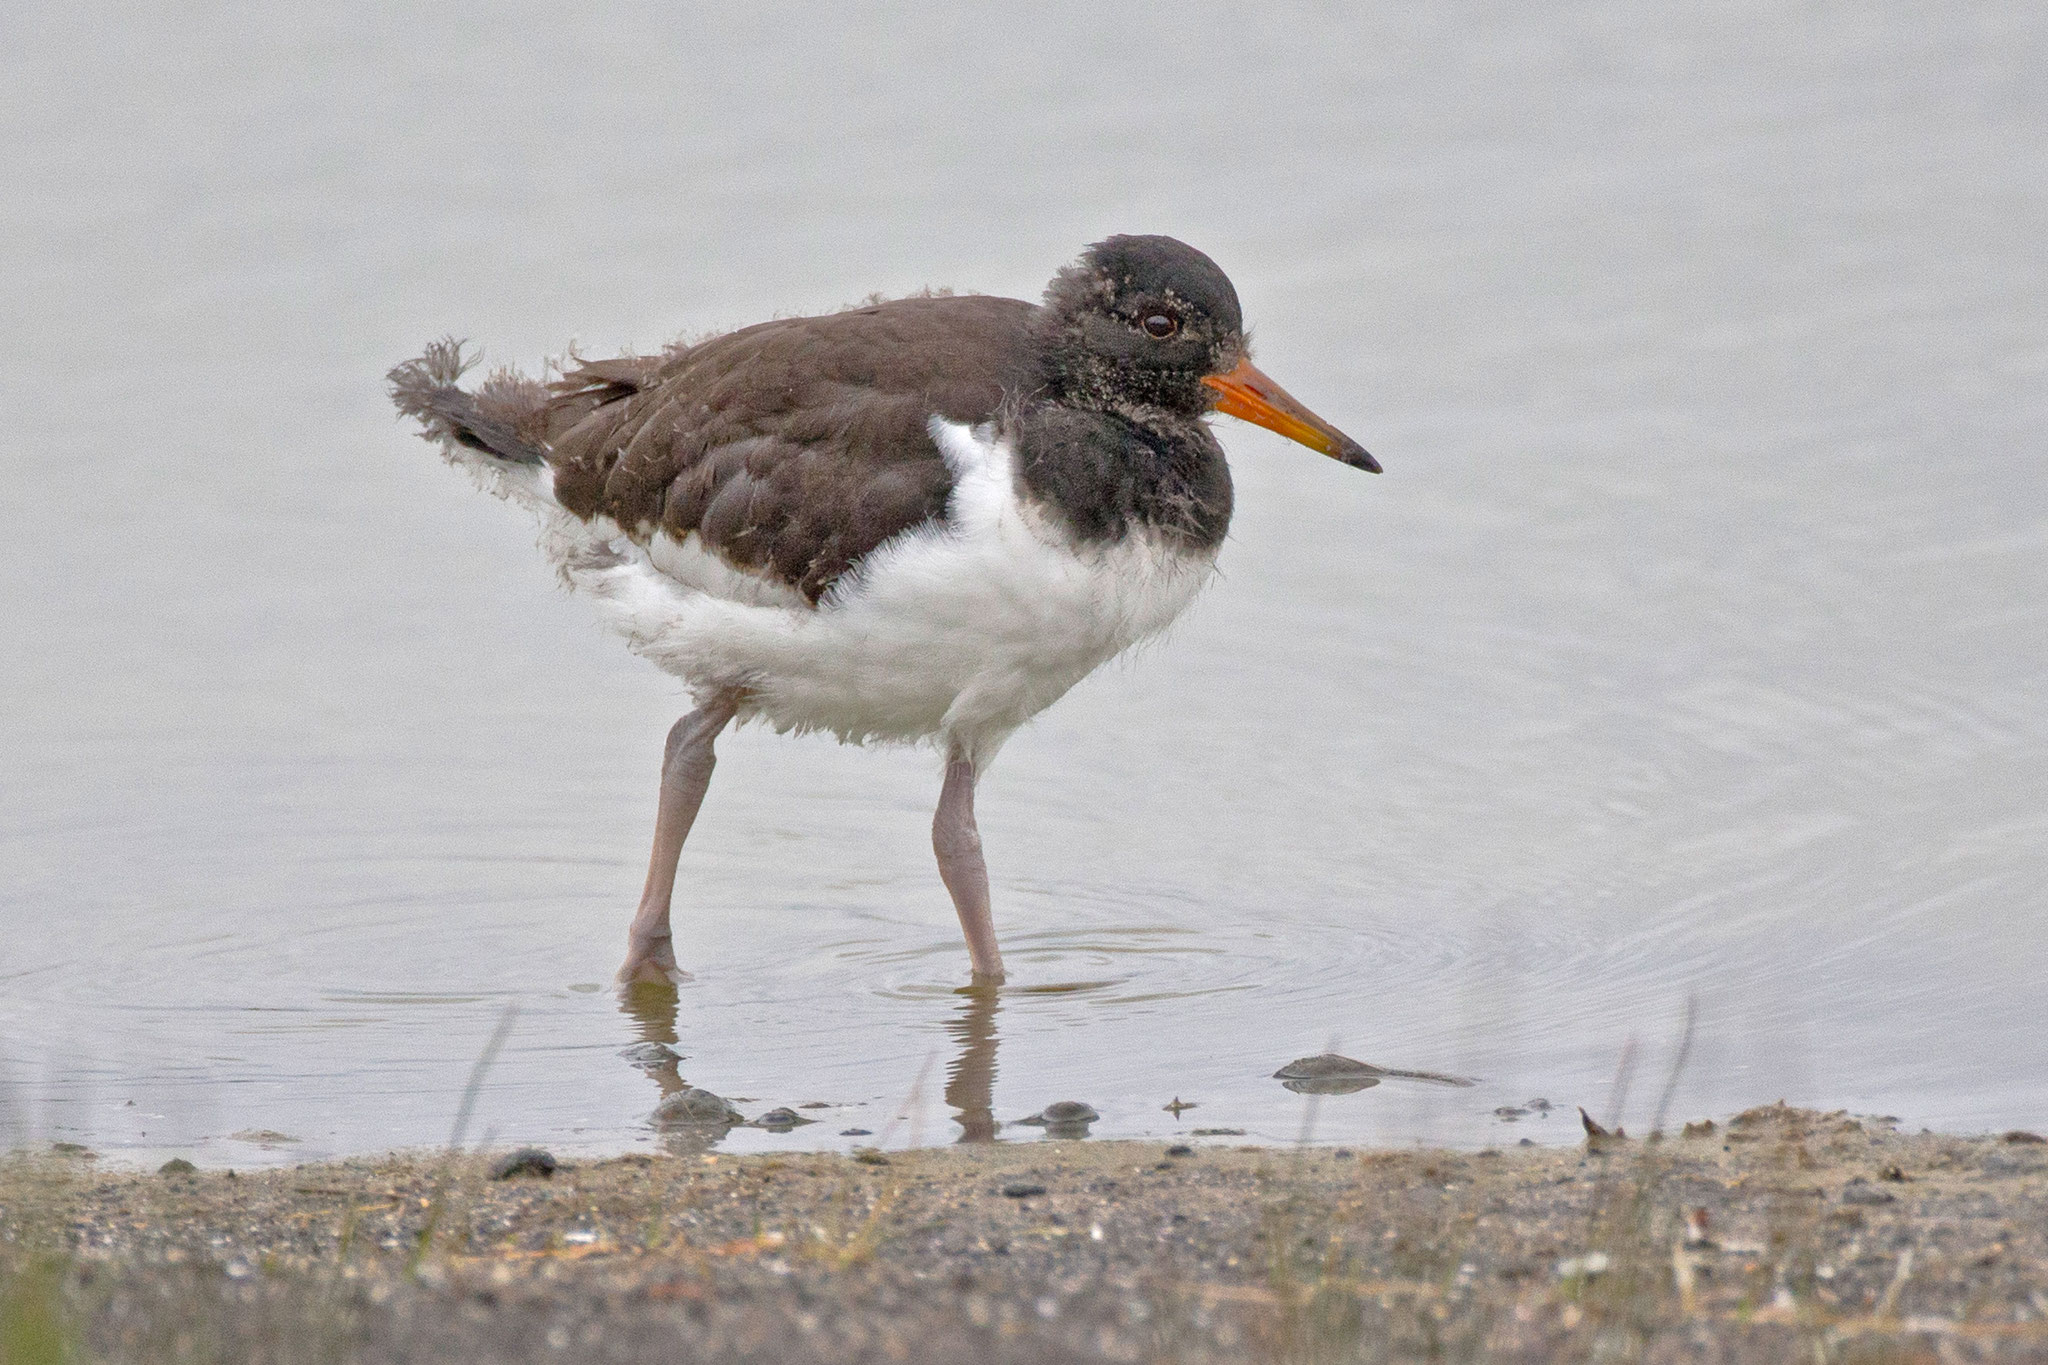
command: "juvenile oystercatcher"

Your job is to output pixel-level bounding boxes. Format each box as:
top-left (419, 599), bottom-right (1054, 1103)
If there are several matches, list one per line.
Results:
top-left (390, 235), bottom-right (1375, 987)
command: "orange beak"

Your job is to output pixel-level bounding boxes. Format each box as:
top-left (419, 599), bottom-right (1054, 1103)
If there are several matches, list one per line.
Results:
top-left (1201, 358), bottom-right (1379, 473)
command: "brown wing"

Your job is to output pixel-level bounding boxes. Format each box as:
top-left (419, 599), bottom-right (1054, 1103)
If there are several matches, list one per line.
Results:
top-left (541, 295), bottom-right (1039, 603)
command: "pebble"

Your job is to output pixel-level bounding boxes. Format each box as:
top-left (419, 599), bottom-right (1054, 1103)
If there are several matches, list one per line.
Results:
top-left (840, 1128), bottom-right (873, 1136)
top-left (491, 1148), bottom-right (558, 1180)
top-left (1015, 1101), bottom-right (1099, 1127)
top-left (1165, 1145), bottom-right (1194, 1158)
top-left (618, 1042), bottom-right (680, 1065)
top-left (652, 1087), bottom-right (743, 1126)
top-left (1002, 1182), bottom-right (1047, 1199)
top-left (751, 1108), bottom-right (810, 1130)
top-left (158, 1158), bottom-right (197, 1176)
top-left (1274, 1054), bottom-right (1384, 1081)
top-left (1271, 1055), bottom-right (1382, 1095)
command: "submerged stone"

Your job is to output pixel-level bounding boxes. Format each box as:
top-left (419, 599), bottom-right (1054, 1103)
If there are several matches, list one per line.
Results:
top-left (1010, 1100), bottom-right (1099, 1137)
top-left (1272, 1054), bottom-right (1475, 1093)
top-left (652, 1087), bottom-right (743, 1127)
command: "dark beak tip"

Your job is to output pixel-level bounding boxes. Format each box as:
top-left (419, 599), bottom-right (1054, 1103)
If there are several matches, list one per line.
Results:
top-left (1345, 443), bottom-right (1382, 474)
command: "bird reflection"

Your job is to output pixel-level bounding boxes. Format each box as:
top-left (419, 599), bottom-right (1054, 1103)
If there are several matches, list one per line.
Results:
top-left (616, 979), bottom-right (1006, 1145)
top-left (944, 985), bottom-right (1001, 1143)
top-left (618, 981), bottom-right (687, 1097)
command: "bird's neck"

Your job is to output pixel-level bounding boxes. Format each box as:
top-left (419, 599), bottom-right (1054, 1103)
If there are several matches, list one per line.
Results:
top-left (1008, 402), bottom-right (1234, 553)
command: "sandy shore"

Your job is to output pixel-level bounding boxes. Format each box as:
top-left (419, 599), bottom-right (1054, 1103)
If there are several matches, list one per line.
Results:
top-left (5, 1104), bottom-right (2046, 1363)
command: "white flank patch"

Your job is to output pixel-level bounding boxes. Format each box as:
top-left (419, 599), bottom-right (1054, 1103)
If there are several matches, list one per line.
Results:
top-left (647, 530), bottom-right (810, 609)
top-left (443, 420), bottom-right (1217, 764)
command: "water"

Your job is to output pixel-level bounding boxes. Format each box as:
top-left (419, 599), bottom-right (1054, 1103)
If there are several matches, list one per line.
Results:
top-left (3, 1), bottom-right (2044, 1166)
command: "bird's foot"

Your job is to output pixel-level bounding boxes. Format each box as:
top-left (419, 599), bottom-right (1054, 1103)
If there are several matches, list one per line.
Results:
top-left (617, 931), bottom-right (692, 986)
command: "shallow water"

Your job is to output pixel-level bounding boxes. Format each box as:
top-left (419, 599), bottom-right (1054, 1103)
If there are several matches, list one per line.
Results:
top-left (3, 1), bottom-right (2045, 1165)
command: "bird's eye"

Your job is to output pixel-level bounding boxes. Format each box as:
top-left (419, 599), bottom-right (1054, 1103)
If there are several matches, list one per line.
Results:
top-left (1142, 312), bottom-right (1180, 339)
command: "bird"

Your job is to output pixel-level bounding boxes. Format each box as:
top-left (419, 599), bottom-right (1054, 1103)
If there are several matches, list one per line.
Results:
top-left (388, 234), bottom-right (1376, 988)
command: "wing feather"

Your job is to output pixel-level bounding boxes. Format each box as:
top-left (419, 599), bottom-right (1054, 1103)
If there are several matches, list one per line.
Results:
top-left (542, 295), bottom-right (1036, 604)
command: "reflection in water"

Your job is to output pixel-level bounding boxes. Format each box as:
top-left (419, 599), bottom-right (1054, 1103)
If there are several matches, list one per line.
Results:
top-left (620, 982), bottom-right (737, 1156)
top-left (618, 982), bottom-right (686, 1097)
top-left (616, 979), bottom-right (1010, 1146)
top-left (1280, 1075), bottom-right (1381, 1096)
top-left (944, 986), bottom-right (1000, 1143)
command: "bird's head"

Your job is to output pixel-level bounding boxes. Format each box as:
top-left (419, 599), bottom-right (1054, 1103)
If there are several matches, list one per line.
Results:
top-left (1032, 234), bottom-right (1378, 472)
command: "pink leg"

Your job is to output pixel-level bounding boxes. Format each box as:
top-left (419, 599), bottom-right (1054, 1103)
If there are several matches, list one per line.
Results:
top-left (933, 751), bottom-right (1006, 984)
top-left (618, 692), bottom-right (740, 985)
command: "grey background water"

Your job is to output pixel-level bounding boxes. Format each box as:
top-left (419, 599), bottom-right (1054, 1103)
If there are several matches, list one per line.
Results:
top-left (3, 1), bottom-right (2044, 1166)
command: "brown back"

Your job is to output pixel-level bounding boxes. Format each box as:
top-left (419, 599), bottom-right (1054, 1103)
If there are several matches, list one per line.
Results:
top-left (542, 295), bottom-right (1040, 603)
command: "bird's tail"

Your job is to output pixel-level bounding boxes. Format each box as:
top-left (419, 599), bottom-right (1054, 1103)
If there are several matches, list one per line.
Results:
top-left (387, 338), bottom-right (550, 466)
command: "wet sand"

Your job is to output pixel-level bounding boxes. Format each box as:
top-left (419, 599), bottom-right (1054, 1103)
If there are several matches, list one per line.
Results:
top-left (7, 1105), bottom-right (2047, 1362)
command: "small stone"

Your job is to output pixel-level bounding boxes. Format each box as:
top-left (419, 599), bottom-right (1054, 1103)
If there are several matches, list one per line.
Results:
top-left (158, 1157), bottom-right (198, 1176)
top-left (1272, 1054), bottom-right (1383, 1094)
top-left (839, 1128), bottom-right (873, 1136)
top-left (752, 1107), bottom-right (808, 1130)
top-left (1273, 1054), bottom-right (1474, 1092)
top-left (1002, 1182), bottom-right (1047, 1198)
top-left (1274, 1054), bottom-right (1382, 1080)
top-left (1879, 1164), bottom-right (1908, 1182)
top-left (1840, 1179), bottom-right (1895, 1206)
top-left (490, 1148), bottom-right (557, 1180)
top-left (618, 1042), bottom-right (680, 1065)
top-left (51, 1142), bottom-right (96, 1158)
top-left (852, 1148), bottom-right (889, 1166)
top-left (1165, 1144), bottom-right (1194, 1158)
top-left (1189, 1127), bottom-right (1246, 1137)
top-left (1494, 1106), bottom-right (1527, 1119)
top-left (797, 1102), bottom-right (833, 1110)
top-left (652, 1087), bottom-right (743, 1127)
top-left (2001, 1130), bottom-right (2046, 1145)
top-left (1011, 1101), bottom-right (1098, 1137)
